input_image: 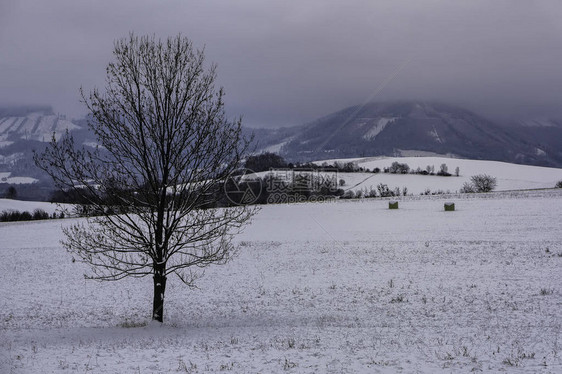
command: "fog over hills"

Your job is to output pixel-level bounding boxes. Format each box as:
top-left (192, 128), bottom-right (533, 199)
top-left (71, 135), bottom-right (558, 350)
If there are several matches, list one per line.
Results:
top-left (249, 101), bottom-right (562, 167)
top-left (1, 101), bottom-right (562, 200)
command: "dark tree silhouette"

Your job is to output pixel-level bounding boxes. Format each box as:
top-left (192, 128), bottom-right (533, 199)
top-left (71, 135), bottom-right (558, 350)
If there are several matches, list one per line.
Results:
top-left (471, 174), bottom-right (497, 193)
top-left (35, 34), bottom-right (257, 323)
top-left (5, 186), bottom-right (17, 199)
top-left (245, 152), bottom-right (287, 172)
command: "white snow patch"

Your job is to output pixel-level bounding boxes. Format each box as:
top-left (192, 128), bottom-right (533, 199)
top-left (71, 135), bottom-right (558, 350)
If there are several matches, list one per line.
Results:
top-left (0, 114), bottom-right (81, 142)
top-left (362, 117), bottom-right (397, 140)
top-left (0, 140), bottom-right (14, 148)
top-left (83, 141), bottom-right (100, 149)
top-left (428, 125), bottom-right (443, 143)
top-left (260, 140), bottom-right (287, 154)
top-left (3, 176), bottom-right (38, 184)
top-left (520, 118), bottom-right (557, 127)
top-left (1, 172), bottom-right (38, 184)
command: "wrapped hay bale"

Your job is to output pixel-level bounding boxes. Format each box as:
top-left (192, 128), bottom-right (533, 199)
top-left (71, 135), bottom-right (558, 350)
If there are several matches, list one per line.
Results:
top-left (444, 202), bottom-right (455, 211)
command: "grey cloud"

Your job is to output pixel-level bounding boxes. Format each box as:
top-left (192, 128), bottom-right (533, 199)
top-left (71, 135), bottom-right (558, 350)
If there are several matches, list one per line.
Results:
top-left (1, 0), bottom-right (562, 126)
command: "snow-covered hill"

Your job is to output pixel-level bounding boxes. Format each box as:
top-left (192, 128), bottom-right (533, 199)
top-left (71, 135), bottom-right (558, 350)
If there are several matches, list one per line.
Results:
top-left (319, 156), bottom-right (562, 195)
top-left (251, 101), bottom-right (562, 167)
top-left (0, 198), bottom-right (64, 214)
top-left (0, 107), bottom-right (90, 196)
top-left (0, 111), bottom-right (79, 147)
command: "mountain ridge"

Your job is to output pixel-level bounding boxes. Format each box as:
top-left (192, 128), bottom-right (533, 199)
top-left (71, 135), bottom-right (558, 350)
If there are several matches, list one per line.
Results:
top-left (250, 101), bottom-right (562, 167)
top-left (1, 101), bottom-right (562, 199)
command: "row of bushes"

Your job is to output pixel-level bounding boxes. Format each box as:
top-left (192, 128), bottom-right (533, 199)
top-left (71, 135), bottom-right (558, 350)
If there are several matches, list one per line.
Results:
top-left (383, 162), bottom-right (459, 177)
top-left (340, 184), bottom-right (458, 200)
top-left (0, 209), bottom-right (65, 222)
top-left (341, 183), bottom-right (407, 199)
top-left (314, 161), bottom-right (460, 177)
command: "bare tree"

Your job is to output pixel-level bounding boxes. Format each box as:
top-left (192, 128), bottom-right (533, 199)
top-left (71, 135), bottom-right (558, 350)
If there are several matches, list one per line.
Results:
top-left (35, 34), bottom-right (257, 323)
top-left (470, 174), bottom-right (497, 193)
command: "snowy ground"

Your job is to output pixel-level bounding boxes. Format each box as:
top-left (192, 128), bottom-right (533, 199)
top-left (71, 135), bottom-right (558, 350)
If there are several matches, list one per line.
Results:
top-left (1, 190), bottom-right (562, 373)
top-left (0, 199), bottom-right (66, 215)
top-left (317, 156), bottom-right (562, 195)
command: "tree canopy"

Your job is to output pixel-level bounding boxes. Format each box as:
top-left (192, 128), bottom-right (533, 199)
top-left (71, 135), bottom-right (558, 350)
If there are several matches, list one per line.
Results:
top-left (35, 34), bottom-right (256, 322)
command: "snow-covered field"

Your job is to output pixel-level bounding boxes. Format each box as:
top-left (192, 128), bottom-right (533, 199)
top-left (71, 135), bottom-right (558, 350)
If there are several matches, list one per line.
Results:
top-left (317, 156), bottom-right (562, 195)
top-left (0, 199), bottom-right (64, 215)
top-left (1, 190), bottom-right (561, 373)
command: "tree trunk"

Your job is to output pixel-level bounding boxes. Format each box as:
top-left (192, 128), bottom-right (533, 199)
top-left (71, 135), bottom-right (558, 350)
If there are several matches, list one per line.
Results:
top-left (152, 264), bottom-right (167, 322)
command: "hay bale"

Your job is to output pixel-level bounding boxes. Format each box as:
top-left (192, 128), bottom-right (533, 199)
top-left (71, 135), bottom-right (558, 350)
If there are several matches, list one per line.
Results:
top-left (389, 201), bottom-right (399, 209)
top-left (444, 202), bottom-right (455, 211)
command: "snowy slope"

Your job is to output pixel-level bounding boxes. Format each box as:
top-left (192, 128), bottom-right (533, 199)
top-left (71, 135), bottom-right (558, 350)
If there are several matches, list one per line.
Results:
top-left (1, 190), bottom-right (561, 373)
top-left (263, 101), bottom-right (562, 167)
top-left (0, 199), bottom-right (64, 214)
top-left (317, 156), bottom-right (562, 194)
top-left (0, 112), bottom-right (79, 142)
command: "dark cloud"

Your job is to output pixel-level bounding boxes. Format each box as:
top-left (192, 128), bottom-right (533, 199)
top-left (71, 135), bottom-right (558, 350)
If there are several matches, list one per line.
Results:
top-left (1, 0), bottom-right (562, 126)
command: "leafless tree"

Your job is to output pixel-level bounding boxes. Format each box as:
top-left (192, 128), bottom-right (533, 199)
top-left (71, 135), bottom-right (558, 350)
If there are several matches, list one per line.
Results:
top-left (35, 34), bottom-right (257, 322)
top-left (470, 174), bottom-right (497, 193)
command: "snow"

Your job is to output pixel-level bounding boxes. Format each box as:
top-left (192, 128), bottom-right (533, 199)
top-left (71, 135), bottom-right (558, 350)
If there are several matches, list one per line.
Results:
top-left (362, 117), bottom-right (397, 140)
top-left (0, 139), bottom-right (14, 148)
top-left (520, 119), bottom-right (557, 127)
top-left (428, 126), bottom-right (443, 143)
top-left (83, 141), bottom-right (100, 148)
top-left (261, 140), bottom-right (288, 154)
top-left (0, 117), bottom-right (19, 132)
top-left (0, 199), bottom-right (64, 214)
top-left (1, 190), bottom-right (561, 373)
top-left (0, 118), bottom-right (13, 133)
top-left (0, 172), bottom-right (37, 184)
top-left (1, 176), bottom-right (39, 185)
top-left (0, 114), bottom-right (80, 142)
top-left (318, 156), bottom-right (562, 194)
top-left (0, 152), bottom-right (25, 165)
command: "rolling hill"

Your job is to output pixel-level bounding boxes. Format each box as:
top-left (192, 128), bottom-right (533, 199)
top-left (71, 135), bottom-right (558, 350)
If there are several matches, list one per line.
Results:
top-left (2, 102), bottom-right (562, 200)
top-left (313, 156), bottom-right (562, 195)
top-left (251, 102), bottom-right (562, 167)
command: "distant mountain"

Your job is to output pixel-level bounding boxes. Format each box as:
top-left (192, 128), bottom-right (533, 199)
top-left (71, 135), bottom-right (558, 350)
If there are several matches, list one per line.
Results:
top-left (2, 102), bottom-right (562, 200)
top-left (0, 106), bottom-right (95, 199)
top-left (0, 106), bottom-right (81, 145)
top-left (250, 102), bottom-right (562, 167)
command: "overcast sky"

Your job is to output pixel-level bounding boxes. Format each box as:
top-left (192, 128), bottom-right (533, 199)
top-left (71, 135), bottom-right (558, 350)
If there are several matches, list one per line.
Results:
top-left (1, 0), bottom-right (562, 127)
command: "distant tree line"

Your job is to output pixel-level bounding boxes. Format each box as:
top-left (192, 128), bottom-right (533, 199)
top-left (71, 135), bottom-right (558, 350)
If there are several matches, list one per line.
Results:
top-left (340, 183), bottom-right (408, 199)
top-left (0, 208), bottom-right (64, 222)
top-left (44, 153), bottom-right (501, 213)
top-left (244, 153), bottom-right (462, 178)
top-left (382, 162), bottom-right (460, 177)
